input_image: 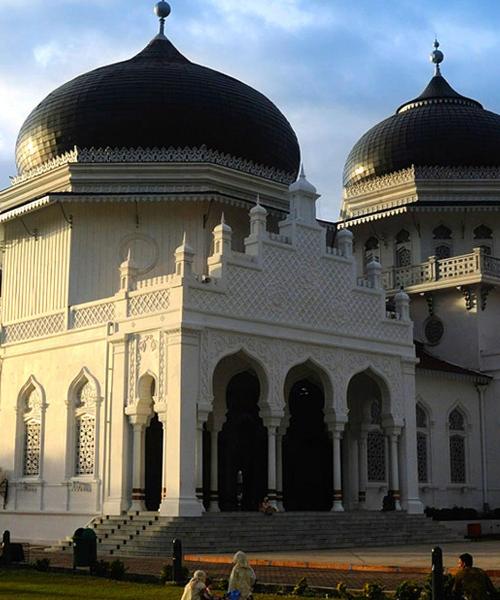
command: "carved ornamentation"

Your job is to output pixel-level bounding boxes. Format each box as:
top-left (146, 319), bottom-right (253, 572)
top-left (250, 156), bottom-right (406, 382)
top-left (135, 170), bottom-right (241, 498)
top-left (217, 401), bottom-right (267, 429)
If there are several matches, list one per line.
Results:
top-left (73, 302), bottom-right (115, 329)
top-left (12, 145), bottom-right (294, 186)
top-left (199, 330), bottom-right (405, 419)
top-left (129, 289), bottom-right (170, 317)
top-left (4, 313), bottom-right (65, 344)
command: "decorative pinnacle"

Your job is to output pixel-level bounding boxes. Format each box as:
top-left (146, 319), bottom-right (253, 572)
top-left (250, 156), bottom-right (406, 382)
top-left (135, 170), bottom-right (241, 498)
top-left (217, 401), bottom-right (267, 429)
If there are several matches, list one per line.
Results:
top-left (300, 164), bottom-right (306, 179)
top-left (154, 1), bottom-right (171, 36)
top-left (430, 38), bottom-right (444, 76)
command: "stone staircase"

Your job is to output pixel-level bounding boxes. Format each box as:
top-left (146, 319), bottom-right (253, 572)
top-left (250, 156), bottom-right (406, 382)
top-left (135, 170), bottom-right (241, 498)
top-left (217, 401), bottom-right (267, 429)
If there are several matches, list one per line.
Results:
top-left (49, 511), bottom-right (462, 557)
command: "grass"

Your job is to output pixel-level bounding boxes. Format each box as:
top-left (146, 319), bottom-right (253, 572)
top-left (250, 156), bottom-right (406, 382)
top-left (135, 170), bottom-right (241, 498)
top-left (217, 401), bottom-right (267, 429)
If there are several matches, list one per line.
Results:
top-left (0, 569), bottom-right (314, 600)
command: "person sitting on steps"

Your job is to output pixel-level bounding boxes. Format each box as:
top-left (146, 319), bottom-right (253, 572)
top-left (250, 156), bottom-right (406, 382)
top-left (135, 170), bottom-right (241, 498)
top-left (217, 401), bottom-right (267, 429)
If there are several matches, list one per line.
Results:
top-left (259, 497), bottom-right (277, 515)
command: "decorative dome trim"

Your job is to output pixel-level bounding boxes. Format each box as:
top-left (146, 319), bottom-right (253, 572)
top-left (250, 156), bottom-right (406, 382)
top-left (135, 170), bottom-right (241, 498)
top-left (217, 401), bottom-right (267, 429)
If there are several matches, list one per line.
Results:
top-left (10, 145), bottom-right (296, 187)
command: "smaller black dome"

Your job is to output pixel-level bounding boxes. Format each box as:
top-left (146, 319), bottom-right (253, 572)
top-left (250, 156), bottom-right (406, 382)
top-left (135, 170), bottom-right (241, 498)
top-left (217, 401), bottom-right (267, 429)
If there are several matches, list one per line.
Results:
top-left (16, 33), bottom-right (300, 178)
top-left (343, 71), bottom-right (500, 188)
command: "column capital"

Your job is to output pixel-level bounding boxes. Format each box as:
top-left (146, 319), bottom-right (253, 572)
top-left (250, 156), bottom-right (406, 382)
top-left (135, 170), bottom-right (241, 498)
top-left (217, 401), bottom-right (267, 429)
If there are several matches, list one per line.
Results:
top-left (197, 404), bottom-right (211, 425)
top-left (325, 418), bottom-right (346, 435)
top-left (384, 425), bottom-right (402, 438)
top-left (263, 415), bottom-right (283, 430)
top-left (125, 404), bottom-right (152, 426)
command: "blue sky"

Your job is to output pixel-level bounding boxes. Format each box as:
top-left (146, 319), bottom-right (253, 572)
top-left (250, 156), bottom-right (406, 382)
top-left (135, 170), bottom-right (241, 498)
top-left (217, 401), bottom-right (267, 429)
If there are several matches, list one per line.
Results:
top-left (0, 0), bottom-right (499, 220)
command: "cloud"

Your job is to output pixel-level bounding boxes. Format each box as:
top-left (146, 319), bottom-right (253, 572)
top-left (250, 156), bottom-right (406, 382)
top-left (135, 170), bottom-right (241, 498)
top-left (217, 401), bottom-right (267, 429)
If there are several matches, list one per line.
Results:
top-left (207, 0), bottom-right (334, 32)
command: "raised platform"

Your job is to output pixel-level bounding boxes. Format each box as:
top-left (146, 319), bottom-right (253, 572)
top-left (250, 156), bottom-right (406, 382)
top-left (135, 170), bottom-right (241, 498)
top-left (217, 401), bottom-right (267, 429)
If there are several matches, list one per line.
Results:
top-left (49, 511), bottom-right (461, 557)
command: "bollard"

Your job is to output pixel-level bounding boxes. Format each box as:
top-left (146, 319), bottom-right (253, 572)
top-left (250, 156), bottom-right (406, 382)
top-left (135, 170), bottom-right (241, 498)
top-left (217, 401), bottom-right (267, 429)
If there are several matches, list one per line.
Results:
top-left (432, 546), bottom-right (444, 600)
top-left (172, 538), bottom-right (183, 584)
top-left (2, 530), bottom-right (11, 565)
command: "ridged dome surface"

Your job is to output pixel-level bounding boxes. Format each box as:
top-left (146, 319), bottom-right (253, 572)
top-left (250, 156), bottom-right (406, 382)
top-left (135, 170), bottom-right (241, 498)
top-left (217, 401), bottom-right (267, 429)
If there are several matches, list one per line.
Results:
top-left (343, 72), bottom-right (500, 188)
top-left (16, 35), bottom-right (300, 177)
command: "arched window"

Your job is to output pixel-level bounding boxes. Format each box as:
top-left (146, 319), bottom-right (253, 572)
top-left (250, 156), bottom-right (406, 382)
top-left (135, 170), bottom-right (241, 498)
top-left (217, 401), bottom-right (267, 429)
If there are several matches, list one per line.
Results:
top-left (367, 398), bottom-right (386, 482)
top-left (433, 225), bottom-right (452, 259)
top-left (74, 382), bottom-right (96, 476)
top-left (364, 237), bottom-right (379, 267)
top-left (395, 229), bottom-right (411, 267)
top-left (416, 404), bottom-right (429, 483)
top-left (68, 370), bottom-right (100, 479)
top-left (473, 225), bottom-right (493, 255)
top-left (449, 408), bottom-right (466, 484)
top-left (17, 378), bottom-right (45, 479)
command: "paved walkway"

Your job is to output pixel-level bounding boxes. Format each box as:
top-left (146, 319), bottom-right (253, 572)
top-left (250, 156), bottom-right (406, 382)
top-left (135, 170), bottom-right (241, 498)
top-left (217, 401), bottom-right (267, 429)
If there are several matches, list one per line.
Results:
top-left (26, 539), bottom-right (500, 592)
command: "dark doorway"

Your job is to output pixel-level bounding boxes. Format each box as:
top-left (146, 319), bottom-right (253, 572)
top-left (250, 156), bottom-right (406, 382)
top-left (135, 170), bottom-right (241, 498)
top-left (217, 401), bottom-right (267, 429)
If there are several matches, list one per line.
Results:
top-left (145, 413), bottom-right (163, 511)
top-left (283, 379), bottom-right (333, 511)
top-left (218, 371), bottom-right (268, 511)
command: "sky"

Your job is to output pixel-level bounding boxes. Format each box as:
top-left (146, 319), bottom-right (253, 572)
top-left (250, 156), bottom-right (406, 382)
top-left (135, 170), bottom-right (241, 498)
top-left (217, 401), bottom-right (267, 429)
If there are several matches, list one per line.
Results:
top-left (1, 0), bottom-right (500, 220)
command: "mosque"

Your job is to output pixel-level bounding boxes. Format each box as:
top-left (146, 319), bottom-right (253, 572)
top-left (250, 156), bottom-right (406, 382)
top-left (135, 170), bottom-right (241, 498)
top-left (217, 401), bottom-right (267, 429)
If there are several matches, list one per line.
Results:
top-left (0, 3), bottom-right (499, 544)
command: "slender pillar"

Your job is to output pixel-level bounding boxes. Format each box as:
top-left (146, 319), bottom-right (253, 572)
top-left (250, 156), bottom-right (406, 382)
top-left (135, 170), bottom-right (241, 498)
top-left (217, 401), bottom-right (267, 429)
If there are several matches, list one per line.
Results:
top-left (332, 428), bottom-right (344, 512)
top-left (158, 411), bottom-right (168, 508)
top-left (358, 430), bottom-right (368, 508)
top-left (276, 432), bottom-right (284, 511)
top-left (130, 422), bottom-right (147, 511)
top-left (388, 427), bottom-right (402, 511)
top-left (196, 421), bottom-right (205, 510)
top-left (266, 425), bottom-right (278, 506)
top-left (209, 427), bottom-right (220, 512)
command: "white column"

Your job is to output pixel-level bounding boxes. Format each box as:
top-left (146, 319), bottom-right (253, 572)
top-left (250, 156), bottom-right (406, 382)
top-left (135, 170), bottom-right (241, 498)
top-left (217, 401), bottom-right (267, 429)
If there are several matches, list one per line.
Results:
top-left (209, 426), bottom-right (221, 512)
top-left (387, 427), bottom-right (402, 511)
top-left (264, 420), bottom-right (280, 507)
top-left (196, 421), bottom-right (205, 510)
top-left (476, 384), bottom-right (489, 512)
top-left (157, 410), bottom-right (168, 509)
top-left (358, 430), bottom-right (368, 508)
top-left (129, 420), bottom-right (147, 512)
top-left (276, 432), bottom-right (284, 511)
top-left (332, 427), bottom-right (344, 512)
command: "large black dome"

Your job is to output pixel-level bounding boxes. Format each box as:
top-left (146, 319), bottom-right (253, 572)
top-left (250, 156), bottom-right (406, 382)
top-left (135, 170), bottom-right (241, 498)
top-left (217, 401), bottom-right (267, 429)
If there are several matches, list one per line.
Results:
top-left (343, 71), bottom-right (500, 188)
top-left (16, 33), bottom-right (300, 177)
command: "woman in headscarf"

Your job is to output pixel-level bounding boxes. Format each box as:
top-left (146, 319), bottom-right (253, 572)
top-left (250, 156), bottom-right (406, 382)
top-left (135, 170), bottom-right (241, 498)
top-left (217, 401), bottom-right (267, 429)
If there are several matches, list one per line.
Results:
top-left (181, 570), bottom-right (209, 600)
top-left (228, 551), bottom-right (256, 600)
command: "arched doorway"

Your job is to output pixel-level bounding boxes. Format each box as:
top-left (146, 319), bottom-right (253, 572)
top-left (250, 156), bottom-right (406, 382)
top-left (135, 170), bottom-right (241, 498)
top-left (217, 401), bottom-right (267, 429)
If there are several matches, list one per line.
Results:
top-left (144, 413), bottom-right (163, 510)
top-left (346, 370), bottom-right (390, 511)
top-left (283, 376), bottom-right (333, 511)
top-left (218, 371), bottom-right (267, 511)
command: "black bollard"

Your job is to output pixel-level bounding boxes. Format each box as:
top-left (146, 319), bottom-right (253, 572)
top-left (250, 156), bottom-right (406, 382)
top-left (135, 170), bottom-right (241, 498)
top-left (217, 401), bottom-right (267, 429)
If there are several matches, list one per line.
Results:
top-left (432, 546), bottom-right (444, 600)
top-left (172, 538), bottom-right (183, 584)
top-left (2, 530), bottom-right (11, 565)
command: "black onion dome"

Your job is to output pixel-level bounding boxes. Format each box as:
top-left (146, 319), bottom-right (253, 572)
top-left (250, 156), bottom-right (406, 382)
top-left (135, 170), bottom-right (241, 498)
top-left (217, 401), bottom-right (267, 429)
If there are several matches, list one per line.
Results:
top-left (343, 71), bottom-right (500, 188)
top-left (16, 34), bottom-right (300, 177)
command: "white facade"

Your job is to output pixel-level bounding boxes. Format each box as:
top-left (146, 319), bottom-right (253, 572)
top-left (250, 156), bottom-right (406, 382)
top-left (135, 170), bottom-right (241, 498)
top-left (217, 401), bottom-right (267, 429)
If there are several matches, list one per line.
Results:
top-left (0, 156), bottom-right (425, 542)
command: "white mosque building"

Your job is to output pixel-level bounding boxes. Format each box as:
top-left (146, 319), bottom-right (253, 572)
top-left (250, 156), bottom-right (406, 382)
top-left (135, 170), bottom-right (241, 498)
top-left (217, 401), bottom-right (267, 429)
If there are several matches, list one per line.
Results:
top-left (0, 5), bottom-right (498, 543)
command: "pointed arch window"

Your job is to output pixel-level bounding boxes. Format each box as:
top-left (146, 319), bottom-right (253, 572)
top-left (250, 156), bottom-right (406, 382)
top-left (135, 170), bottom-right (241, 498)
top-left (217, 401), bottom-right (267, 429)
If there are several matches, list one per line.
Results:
top-left (17, 379), bottom-right (46, 479)
top-left (364, 237), bottom-right (379, 267)
top-left (395, 229), bottom-right (412, 267)
top-left (416, 404), bottom-right (429, 483)
top-left (433, 225), bottom-right (452, 259)
top-left (449, 408), bottom-right (466, 484)
top-left (367, 398), bottom-right (386, 482)
top-left (473, 225), bottom-right (493, 255)
top-left (68, 371), bottom-right (100, 479)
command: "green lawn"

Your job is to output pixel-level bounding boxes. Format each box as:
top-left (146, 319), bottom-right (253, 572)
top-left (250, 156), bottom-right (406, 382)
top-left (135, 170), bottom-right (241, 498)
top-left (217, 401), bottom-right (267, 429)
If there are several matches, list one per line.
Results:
top-left (0, 570), bottom-right (300, 600)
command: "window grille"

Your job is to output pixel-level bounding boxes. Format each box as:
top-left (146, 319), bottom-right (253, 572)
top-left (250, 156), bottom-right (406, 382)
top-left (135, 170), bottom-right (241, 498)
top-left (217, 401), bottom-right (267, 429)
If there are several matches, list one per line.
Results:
top-left (395, 246), bottom-right (411, 267)
top-left (435, 244), bottom-right (451, 259)
top-left (23, 421), bottom-right (41, 476)
top-left (75, 415), bottom-right (95, 476)
top-left (450, 434), bottom-right (466, 483)
top-left (417, 432), bottom-right (428, 483)
top-left (367, 430), bottom-right (386, 481)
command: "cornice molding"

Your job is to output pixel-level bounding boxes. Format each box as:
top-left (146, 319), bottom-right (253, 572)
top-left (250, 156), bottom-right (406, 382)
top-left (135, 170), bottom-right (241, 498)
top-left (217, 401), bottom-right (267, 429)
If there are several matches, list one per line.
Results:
top-left (11, 145), bottom-right (295, 187)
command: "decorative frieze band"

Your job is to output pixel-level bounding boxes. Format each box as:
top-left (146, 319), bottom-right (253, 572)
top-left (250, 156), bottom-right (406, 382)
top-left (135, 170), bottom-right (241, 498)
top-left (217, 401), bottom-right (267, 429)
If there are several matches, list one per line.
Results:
top-left (11, 145), bottom-right (295, 186)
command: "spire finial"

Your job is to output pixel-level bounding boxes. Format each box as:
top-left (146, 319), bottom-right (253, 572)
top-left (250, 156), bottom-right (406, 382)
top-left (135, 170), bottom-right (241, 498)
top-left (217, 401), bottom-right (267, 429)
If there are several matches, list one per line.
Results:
top-left (154, 1), bottom-right (171, 37)
top-left (221, 212), bottom-right (225, 225)
top-left (300, 164), bottom-right (306, 179)
top-left (256, 193), bottom-right (261, 205)
top-left (430, 38), bottom-right (444, 76)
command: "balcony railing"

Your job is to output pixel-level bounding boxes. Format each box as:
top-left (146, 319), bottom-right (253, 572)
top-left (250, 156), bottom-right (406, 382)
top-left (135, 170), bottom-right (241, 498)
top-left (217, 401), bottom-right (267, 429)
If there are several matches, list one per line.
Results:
top-left (382, 248), bottom-right (500, 294)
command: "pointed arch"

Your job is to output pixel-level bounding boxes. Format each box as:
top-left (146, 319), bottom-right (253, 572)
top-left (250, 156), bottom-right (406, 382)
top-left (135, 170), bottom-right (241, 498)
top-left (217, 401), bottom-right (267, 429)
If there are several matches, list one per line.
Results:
top-left (66, 368), bottom-right (102, 479)
top-left (16, 376), bottom-right (46, 479)
top-left (283, 358), bottom-right (334, 418)
top-left (447, 404), bottom-right (468, 484)
top-left (346, 366), bottom-right (393, 419)
top-left (137, 370), bottom-right (158, 406)
top-left (68, 367), bottom-right (101, 405)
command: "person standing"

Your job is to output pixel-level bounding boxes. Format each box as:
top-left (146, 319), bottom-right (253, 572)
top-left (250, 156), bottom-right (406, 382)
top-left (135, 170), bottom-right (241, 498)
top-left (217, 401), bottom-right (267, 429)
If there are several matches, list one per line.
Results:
top-left (452, 553), bottom-right (498, 599)
top-left (228, 551), bottom-right (256, 600)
